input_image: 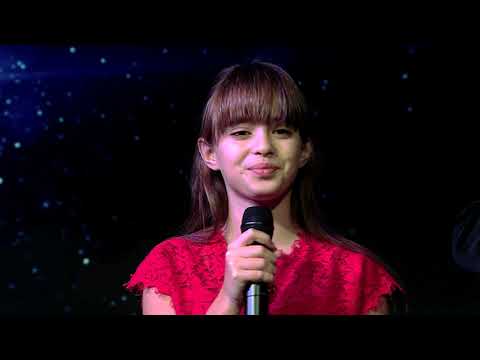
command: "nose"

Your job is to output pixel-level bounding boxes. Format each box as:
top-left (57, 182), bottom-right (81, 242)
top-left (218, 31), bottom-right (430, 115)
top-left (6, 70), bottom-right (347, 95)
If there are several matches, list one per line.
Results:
top-left (251, 127), bottom-right (275, 156)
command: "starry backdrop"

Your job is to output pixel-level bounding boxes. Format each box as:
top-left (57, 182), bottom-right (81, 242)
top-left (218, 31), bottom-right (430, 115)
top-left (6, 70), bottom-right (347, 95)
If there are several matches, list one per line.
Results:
top-left (0, 38), bottom-right (477, 316)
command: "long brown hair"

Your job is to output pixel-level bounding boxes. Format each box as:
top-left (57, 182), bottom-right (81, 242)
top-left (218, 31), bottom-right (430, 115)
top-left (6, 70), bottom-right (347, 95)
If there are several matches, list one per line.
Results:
top-left (179, 61), bottom-right (324, 240)
top-left (178, 61), bottom-right (398, 272)
top-left (179, 61), bottom-right (357, 246)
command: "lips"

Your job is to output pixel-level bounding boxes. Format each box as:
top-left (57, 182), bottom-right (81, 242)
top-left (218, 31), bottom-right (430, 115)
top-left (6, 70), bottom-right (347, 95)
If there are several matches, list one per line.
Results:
top-left (250, 168), bottom-right (277, 176)
top-left (248, 163), bottom-right (279, 170)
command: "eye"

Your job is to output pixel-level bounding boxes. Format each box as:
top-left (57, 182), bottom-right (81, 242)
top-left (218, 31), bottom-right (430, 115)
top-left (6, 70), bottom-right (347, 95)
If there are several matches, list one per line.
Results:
top-left (231, 130), bottom-right (250, 137)
top-left (274, 128), bottom-right (292, 135)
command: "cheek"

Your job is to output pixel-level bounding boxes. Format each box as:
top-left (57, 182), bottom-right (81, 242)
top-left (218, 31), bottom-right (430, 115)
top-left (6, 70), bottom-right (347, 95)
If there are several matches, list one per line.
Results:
top-left (283, 148), bottom-right (303, 171)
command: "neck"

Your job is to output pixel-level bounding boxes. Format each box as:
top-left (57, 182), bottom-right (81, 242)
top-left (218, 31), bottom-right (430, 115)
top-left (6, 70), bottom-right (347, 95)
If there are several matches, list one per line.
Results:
top-left (222, 190), bottom-right (300, 248)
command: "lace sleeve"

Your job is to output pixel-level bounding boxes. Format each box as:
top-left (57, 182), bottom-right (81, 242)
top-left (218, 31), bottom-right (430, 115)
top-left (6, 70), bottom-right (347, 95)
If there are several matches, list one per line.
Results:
top-left (123, 242), bottom-right (174, 297)
top-left (361, 257), bottom-right (404, 315)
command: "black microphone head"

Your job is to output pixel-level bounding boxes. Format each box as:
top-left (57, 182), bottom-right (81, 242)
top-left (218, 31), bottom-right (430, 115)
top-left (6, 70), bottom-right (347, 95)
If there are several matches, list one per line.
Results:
top-left (240, 206), bottom-right (274, 237)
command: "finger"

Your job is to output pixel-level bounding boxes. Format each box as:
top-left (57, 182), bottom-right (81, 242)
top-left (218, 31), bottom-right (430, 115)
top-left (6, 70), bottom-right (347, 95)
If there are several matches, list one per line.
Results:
top-left (237, 258), bottom-right (276, 273)
top-left (234, 245), bottom-right (278, 262)
top-left (238, 270), bottom-right (275, 283)
top-left (229, 228), bottom-right (276, 251)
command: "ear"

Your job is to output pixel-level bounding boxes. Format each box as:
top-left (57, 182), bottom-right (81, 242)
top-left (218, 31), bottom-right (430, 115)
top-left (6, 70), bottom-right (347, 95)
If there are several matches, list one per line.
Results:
top-left (299, 140), bottom-right (313, 168)
top-left (197, 138), bottom-right (220, 171)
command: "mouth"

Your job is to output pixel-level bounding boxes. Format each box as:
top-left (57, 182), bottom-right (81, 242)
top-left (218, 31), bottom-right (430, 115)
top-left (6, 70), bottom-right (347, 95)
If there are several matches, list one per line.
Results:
top-left (248, 168), bottom-right (278, 176)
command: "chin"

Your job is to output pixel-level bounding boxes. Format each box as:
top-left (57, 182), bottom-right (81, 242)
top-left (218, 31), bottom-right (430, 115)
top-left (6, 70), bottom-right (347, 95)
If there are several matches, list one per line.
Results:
top-left (247, 186), bottom-right (289, 202)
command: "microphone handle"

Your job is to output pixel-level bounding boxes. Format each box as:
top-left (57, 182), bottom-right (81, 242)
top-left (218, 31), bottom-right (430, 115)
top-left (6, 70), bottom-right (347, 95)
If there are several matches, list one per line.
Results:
top-left (246, 282), bottom-right (269, 315)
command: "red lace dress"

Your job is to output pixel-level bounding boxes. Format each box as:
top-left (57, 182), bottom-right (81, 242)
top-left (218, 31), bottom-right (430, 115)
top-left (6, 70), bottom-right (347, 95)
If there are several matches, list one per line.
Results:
top-left (125, 230), bottom-right (402, 315)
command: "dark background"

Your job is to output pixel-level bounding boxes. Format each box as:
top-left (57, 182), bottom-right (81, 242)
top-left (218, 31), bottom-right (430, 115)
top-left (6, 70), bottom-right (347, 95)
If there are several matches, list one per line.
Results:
top-left (1, 31), bottom-right (477, 316)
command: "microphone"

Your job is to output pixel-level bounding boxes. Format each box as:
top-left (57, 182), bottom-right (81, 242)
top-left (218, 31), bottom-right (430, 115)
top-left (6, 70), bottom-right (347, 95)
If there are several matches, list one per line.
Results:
top-left (240, 206), bottom-right (274, 315)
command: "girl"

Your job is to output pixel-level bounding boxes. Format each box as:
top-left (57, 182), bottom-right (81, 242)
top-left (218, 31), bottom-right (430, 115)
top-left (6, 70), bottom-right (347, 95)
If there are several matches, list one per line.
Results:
top-left (125, 61), bottom-right (404, 315)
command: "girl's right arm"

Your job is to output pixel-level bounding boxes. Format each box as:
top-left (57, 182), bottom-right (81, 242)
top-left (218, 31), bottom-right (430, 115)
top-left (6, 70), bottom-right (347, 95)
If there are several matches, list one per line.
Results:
top-left (207, 228), bottom-right (280, 315)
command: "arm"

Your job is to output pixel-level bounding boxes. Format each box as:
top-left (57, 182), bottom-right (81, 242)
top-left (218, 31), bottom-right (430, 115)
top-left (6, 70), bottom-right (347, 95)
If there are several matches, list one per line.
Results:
top-left (206, 288), bottom-right (241, 315)
top-left (367, 295), bottom-right (390, 315)
top-left (142, 288), bottom-right (176, 315)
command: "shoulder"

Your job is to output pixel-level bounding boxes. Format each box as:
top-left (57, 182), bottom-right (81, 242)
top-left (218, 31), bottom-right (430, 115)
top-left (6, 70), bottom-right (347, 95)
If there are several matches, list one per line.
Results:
top-left (306, 232), bottom-right (404, 313)
top-left (147, 230), bottom-right (223, 259)
top-left (306, 231), bottom-right (394, 278)
top-left (146, 235), bottom-right (194, 259)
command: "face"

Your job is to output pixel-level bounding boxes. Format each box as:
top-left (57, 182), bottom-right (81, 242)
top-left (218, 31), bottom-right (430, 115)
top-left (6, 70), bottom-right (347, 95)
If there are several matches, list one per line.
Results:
top-left (199, 122), bottom-right (312, 206)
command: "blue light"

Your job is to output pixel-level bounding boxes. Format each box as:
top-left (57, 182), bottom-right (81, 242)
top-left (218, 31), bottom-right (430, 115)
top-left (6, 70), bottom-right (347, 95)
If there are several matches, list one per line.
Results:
top-left (402, 73), bottom-right (409, 80)
top-left (78, 249), bottom-right (84, 256)
top-left (8, 283), bottom-right (16, 289)
top-left (58, 117), bottom-right (64, 123)
top-left (16, 60), bottom-right (26, 70)
top-left (162, 48), bottom-right (168, 54)
top-left (0, 177), bottom-right (3, 185)
top-left (32, 267), bottom-right (38, 274)
top-left (5, 98), bottom-right (12, 105)
top-left (121, 295), bottom-right (127, 302)
top-left (37, 110), bottom-right (43, 117)
top-left (42, 201), bottom-right (50, 209)
top-left (82, 257), bottom-right (90, 265)
top-left (100, 57), bottom-right (107, 64)
top-left (14, 142), bottom-right (21, 149)
top-left (69, 46), bottom-right (76, 54)
top-left (126, 73), bottom-right (131, 79)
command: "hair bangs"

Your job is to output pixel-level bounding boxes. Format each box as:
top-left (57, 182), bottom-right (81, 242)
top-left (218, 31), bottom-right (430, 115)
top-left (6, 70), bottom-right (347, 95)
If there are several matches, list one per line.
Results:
top-left (202, 62), bottom-right (307, 145)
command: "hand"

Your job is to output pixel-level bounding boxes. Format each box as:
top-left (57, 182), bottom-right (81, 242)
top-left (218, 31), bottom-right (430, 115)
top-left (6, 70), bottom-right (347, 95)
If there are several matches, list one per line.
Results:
top-left (221, 228), bottom-right (281, 308)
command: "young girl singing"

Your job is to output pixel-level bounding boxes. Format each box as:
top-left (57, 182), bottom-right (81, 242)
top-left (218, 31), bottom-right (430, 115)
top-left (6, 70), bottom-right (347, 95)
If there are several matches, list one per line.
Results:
top-left (125, 61), bottom-right (404, 315)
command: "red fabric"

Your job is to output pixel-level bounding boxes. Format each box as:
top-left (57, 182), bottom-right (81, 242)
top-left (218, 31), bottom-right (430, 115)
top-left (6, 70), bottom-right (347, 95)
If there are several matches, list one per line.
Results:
top-left (125, 230), bottom-right (402, 315)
